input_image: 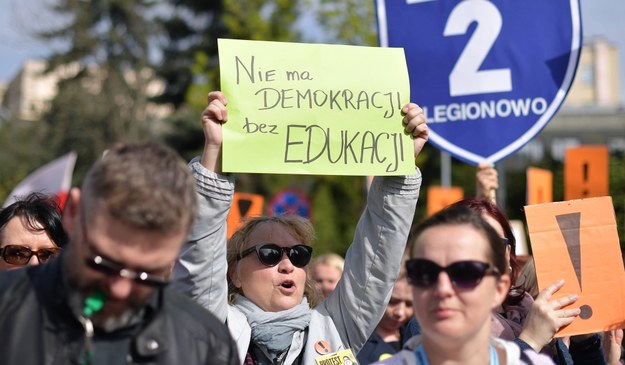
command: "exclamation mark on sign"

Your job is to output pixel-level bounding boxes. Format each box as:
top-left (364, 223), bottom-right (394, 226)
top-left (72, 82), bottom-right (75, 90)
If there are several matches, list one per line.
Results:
top-left (238, 199), bottom-right (252, 218)
top-left (582, 163), bottom-right (589, 198)
top-left (556, 212), bottom-right (592, 319)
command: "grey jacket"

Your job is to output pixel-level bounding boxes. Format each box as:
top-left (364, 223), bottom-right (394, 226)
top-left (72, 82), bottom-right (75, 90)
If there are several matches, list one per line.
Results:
top-left (173, 157), bottom-right (421, 364)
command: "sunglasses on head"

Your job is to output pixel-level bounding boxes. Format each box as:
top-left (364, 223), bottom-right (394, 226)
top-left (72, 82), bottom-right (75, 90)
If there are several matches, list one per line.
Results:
top-left (237, 243), bottom-right (313, 268)
top-left (0, 245), bottom-right (61, 265)
top-left (85, 255), bottom-right (169, 288)
top-left (406, 258), bottom-right (500, 289)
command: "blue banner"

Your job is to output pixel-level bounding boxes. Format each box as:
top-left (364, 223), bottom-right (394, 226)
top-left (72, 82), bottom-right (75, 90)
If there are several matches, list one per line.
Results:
top-left (376, 0), bottom-right (582, 165)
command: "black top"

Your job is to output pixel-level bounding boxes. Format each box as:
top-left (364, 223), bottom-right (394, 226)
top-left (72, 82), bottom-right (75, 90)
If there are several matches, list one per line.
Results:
top-left (0, 253), bottom-right (240, 365)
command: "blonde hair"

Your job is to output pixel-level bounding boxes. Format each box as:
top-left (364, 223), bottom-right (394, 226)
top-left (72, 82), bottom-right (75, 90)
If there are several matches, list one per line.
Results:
top-left (313, 253), bottom-right (345, 273)
top-left (397, 253), bottom-right (409, 281)
top-left (226, 215), bottom-right (322, 307)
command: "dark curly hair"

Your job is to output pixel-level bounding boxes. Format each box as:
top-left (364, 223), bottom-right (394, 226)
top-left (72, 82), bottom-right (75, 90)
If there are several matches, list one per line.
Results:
top-left (0, 192), bottom-right (68, 248)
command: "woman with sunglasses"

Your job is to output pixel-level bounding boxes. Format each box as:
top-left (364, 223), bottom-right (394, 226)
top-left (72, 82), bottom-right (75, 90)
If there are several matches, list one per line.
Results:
top-left (405, 197), bottom-right (606, 364)
top-left (452, 197), bottom-right (542, 343)
top-left (0, 192), bottom-right (67, 271)
top-left (173, 91), bottom-right (428, 364)
top-left (376, 204), bottom-right (554, 365)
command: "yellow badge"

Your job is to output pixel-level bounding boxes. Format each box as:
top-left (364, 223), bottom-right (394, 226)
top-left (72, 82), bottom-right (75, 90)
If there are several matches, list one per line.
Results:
top-left (315, 348), bottom-right (359, 365)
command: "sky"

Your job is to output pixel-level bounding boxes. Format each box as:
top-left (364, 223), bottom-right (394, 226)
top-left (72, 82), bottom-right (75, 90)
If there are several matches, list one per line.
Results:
top-left (1, 0), bottom-right (624, 104)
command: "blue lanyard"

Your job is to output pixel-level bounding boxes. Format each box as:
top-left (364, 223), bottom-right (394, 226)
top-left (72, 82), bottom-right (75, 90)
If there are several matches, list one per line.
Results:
top-left (414, 344), bottom-right (499, 365)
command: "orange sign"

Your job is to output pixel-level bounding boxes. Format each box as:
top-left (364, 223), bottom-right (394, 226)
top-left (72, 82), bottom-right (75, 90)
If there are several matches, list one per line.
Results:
top-left (564, 145), bottom-right (608, 200)
top-left (227, 192), bottom-right (264, 238)
top-left (525, 197), bottom-right (625, 336)
top-left (527, 167), bottom-right (553, 205)
top-left (427, 186), bottom-right (464, 217)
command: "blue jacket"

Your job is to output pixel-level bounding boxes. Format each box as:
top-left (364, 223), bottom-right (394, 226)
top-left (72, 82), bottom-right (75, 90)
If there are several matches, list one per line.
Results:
top-left (357, 327), bottom-right (407, 365)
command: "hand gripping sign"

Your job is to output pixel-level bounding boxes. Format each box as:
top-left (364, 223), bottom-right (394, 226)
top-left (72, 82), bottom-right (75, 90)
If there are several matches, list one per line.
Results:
top-left (376, 0), bottom-right (582, 165)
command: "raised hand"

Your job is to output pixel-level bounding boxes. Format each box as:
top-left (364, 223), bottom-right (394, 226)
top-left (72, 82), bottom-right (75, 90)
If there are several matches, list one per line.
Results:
top-left (476, 162), bottom-right (498, 200)
top-left (401, 103), bottom-right (429, 159)
top-left (200, 91), bottom-right (228, 172)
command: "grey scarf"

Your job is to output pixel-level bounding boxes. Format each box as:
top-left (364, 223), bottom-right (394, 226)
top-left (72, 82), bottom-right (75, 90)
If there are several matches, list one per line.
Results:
top-left (234, 296), bottom-right (312, 360)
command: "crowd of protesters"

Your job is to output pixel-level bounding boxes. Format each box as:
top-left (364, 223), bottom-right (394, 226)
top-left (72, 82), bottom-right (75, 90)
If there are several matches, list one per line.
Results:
top-left (0, 90), bottom-right (621, 365)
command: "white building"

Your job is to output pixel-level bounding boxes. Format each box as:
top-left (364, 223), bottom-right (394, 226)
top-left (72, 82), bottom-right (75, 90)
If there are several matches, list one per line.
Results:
top-left (0, 59), bottom-right (171, 123)
top-left (1, 60), bottom-right (62, 122)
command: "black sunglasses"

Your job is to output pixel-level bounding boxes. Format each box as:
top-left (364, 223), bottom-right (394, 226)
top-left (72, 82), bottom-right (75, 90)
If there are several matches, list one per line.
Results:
top-left (85, 255), bottom-right (169, 288)
top-left (0, 245), bottom-right (61, 265)
top-left (237, 243), bottom-right (313, 268)
top-left (406, 258), bottom-right (501, 289)
top-left (80, 213), bottom-right (168, 288)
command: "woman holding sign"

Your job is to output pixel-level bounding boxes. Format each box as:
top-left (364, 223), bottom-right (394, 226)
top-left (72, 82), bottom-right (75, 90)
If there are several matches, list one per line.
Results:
top-left (474, 166), bottom-right (611, 365)
top-left (173, 91), bottom-right (429, 364)
top-left (374, 205), bottom-right (554, 365)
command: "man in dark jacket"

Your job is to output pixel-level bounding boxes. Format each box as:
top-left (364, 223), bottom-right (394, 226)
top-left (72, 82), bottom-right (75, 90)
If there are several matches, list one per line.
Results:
top-left (0, 142), bottom-right (240, 365)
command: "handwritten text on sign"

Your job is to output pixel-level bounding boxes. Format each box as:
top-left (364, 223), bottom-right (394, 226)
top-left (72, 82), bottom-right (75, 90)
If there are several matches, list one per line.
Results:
top-left (218, 39), bottom-right (413, 175)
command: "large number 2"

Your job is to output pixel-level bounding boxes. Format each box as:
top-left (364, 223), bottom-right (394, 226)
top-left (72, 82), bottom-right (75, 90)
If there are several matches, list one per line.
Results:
top-left (444, 0), bottom-right (512, 96)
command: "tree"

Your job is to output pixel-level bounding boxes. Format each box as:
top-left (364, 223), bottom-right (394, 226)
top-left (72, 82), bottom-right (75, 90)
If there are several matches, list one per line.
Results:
top-left (40, 0), bottom-right (159, 174)
top-left (153, 1), bottom-right (225, 109)
top-left (0, 118), bottom-right (55, 202)
top-left (609, 154), bottom-right (625, 248)
top-left (188, 0), bottom-right (302, 110)
top-left (310, 0), bottom-right (378, 46)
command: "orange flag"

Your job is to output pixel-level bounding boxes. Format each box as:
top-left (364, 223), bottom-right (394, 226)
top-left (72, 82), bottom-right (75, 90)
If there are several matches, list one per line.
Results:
top-left (427, 186), bottom-right (464, 217)
top-left (527, 167), bottom-right (553, 205)
top-left (564, 145), bottom-right (608, 200)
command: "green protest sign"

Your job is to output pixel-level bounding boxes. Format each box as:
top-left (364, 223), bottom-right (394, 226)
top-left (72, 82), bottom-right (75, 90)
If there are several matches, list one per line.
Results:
top-left (218, 38), bottom-right (412, 175)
